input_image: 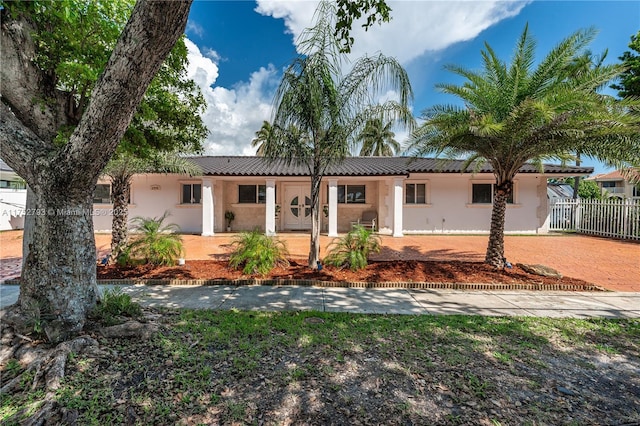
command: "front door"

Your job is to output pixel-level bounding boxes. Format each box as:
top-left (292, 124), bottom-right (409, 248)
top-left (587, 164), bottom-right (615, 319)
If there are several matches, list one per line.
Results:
top-left (284, 184), bottom-right (312, 230)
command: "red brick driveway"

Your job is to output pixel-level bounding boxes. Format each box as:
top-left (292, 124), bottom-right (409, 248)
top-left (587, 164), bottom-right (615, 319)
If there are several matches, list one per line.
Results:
top-left (1, 231), bottom-right (638, 291)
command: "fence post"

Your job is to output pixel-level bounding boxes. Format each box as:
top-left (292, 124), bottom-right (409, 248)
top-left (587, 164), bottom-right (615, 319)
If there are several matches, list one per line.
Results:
top-left (575, 198), bottom-right (582, 232)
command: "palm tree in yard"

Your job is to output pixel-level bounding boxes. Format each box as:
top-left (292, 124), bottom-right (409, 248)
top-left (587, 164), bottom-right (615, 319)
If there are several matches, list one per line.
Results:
top-left (408, 25), bottom-right (640, 268)
top-left (264, 1), bottom-right (414, 268)
top-left (357, 118), bottom-right (400, 156)
top-left (103, 152), bottom-right (202, 262)
top-left (251, 120), bottom-right (275, 156)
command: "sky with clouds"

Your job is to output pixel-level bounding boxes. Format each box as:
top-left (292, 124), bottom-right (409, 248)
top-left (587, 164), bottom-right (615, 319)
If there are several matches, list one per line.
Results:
top-left (184, 0), bottom-right (639, 174)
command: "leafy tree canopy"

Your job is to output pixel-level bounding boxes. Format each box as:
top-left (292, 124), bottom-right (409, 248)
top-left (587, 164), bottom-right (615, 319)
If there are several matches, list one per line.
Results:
top-left (611, 30), bottom-right (640, 98)
top-left (3, 0), bottom-right (207, 158)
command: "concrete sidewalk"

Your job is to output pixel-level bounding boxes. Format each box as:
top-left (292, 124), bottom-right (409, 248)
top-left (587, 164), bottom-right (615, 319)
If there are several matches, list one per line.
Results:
top-left (1, 284), bottom-right (638, 318)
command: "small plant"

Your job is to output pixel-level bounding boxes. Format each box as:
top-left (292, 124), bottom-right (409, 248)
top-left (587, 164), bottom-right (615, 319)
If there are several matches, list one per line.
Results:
top-left (225, 210), bottom-right (235, 229)
top-left (229, 229), bottom-right (289, 275)
top-left (91, 288), bottom-right (142, 326)
top-left (125, 211), bottom-right (184, 265)
top-left (323, 225), bottom-right (381, 271)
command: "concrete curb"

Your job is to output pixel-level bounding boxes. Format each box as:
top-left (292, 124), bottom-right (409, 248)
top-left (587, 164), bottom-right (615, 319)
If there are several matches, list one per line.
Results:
top-left (3, 278), bottom-right (607, 292)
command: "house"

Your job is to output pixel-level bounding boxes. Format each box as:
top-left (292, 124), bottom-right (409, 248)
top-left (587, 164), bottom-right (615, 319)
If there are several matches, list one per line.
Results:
top-left (587, 169), bottom-right (640, 199)
top-left (0, 159), bottom-right (27, 231)
top-left (92, 156), bottom-right (592, 237)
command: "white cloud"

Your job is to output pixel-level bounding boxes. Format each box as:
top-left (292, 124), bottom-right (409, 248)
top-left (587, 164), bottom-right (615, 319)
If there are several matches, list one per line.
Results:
top-left (186, 39), bottom-right (277, 156)
top-left (255, 0), bottom-right (530, 65)
top-left (186, 20), bottom-right (205, 38)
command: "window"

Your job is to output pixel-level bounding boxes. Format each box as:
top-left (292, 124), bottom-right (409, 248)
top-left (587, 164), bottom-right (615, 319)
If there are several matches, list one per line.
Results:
top-left (405, 183), bottom-right (427, 204)
top-left (238, 185), bottom-right (268, 204)
top-left (329, 185), bottom-right (365, 204)
top-left (0, 180), bottom-right (26, 190)
top-left (471, 183), bottom-right (514, 204)
top-left (601, 181), bottom-right (617, 188)
top-left (633, 186), bottom-right (640, 197)
top-left (181, 183), bottom-right (201, 204)
top-left (93, 184), bottom-right (112, 204)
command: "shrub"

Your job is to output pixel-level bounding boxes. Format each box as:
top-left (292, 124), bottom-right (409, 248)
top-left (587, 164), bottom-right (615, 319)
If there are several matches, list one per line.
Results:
top-left (126, 211), bottom-right (184, 266)
top-left (92, 288), bottom-right (142, 326)
top-left (323, 225), bottom-right (381, 271)
top-left (229, 229), bottom-right (289, 276)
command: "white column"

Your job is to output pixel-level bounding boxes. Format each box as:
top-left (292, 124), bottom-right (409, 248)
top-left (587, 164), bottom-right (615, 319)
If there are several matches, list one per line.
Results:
top-left (328, 178), bottom-right (338, 237)
top-left (265, 179), bottom-right (276, 236)
top-left (201, 177), bottom-right (215, 236)
top-left (393, 177), bottom-right (404, 237)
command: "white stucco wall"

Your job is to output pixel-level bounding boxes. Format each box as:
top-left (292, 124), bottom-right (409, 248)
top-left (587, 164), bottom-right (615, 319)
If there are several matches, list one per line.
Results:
top-left (400, 173), bottom-right (546, 234)
top-left (0, 188), bottom-right (27, 230)
top-left (92, 172), bottom-right (551, 235)
top-left (93, 174), bottom-right (202, 234)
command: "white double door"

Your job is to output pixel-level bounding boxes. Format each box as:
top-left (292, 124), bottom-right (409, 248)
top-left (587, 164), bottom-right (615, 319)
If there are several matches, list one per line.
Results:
top-left (283, 184), bottom-right (312, 230)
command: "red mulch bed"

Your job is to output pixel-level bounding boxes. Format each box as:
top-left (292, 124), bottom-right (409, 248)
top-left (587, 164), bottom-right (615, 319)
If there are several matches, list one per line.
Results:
top-left (96, 259), bottom-right (597, 289)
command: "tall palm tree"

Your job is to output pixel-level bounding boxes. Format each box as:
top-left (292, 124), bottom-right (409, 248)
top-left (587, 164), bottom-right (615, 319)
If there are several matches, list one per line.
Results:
top-left (103, 152), bottom-right (202, 262)
top-left (408, 25), bottom-right (640, 268)
top-left (357, 118), bottom-right (400, 156)
top-left (264, 1), bottom-right (414, 268)
top-left (251, 121), bottom-right (275, 156)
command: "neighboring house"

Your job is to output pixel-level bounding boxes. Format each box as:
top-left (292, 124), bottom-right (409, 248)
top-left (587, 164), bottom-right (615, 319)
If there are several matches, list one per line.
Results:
top-left (92, 156), bottom-right (592, 237)
top-left (547, 182), bottom-right (575, 200)
top-left (0, 159), bottom-right (27, 231)
top-left (587, 169), bottom-right (640, 199)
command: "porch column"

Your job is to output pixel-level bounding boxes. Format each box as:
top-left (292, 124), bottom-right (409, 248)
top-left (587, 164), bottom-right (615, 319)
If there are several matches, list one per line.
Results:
top-left (328, 178), bottom-right (338, 237)
top-left (393, 177), bottom-right (403, 237)
top-left (201, 177), bottom-right (215, 236)
top-left (265, 179), bottom-right (276, 236)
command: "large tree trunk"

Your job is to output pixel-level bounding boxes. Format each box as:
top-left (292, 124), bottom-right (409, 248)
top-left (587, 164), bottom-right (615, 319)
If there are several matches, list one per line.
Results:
top-left (0, 0), bottom-right (193, 340)
top-left (485, 180), bottom-right (512, 268)
top-left (110, 174), bottom-right (131, 262)
top-left (18, 180), bottom-right (99, 343)
top-left (308, 174), bottom-right (323, 268)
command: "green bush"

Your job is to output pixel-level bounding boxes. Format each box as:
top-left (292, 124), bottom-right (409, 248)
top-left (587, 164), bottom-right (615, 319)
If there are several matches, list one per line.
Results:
top-left (324, 225), bottom-right (381, 271)
top-left (126, 211), bottom-right (184, 266)
top-left (229, 229), bottom-right (289, 276)
top-left (92, 288), bottom-right (142, 326)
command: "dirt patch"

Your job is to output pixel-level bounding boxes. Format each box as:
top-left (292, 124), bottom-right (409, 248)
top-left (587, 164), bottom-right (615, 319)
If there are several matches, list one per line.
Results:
top-left (96, 259), bottom-right (598, 289)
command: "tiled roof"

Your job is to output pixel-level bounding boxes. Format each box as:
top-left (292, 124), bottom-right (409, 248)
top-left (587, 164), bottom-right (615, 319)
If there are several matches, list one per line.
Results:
top-left (588, 168), bottom-right (640, 182)
top-left (187, 156), bottom-right (594, 177)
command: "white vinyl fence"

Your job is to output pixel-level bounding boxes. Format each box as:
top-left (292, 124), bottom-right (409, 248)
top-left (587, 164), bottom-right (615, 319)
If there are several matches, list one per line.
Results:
top-left (549, 198), bottom-right (640, 240)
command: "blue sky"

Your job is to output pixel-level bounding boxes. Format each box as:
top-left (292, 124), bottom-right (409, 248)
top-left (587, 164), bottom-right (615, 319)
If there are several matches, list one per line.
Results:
top-left (184, 0), bottom-right (639, 175)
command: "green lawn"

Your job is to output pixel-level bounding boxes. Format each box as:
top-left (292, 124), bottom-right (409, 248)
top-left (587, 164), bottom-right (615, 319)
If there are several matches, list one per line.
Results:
top-left (2, 310), bottom-right (639, 425)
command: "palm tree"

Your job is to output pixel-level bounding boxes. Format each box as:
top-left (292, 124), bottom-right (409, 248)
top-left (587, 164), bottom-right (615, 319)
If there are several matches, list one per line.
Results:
top-left (103, 152), bottom-right (202, 262)
top-left (408, 25), bottom-right (640, 268)
top-left (251, 121), bottom-right (275, 156)
top-left (561, 50), bottom-right (608, 199)
top-left (357, 118), bottom-right (400, 156)
top-left (264, 1), bottom-right (414, 268)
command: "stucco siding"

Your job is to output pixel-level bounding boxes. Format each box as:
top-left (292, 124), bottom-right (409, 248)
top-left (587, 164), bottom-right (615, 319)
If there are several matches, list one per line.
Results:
top-left (402, 173), bottom-right (544, 234)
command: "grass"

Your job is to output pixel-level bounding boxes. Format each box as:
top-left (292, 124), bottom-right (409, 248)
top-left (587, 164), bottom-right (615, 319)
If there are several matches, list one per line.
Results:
top-left (1, 312), bottom-right (638, 425)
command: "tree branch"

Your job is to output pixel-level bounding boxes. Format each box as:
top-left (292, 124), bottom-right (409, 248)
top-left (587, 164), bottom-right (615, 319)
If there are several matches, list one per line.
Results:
top-left (64, 0), bottom-right (193, 185)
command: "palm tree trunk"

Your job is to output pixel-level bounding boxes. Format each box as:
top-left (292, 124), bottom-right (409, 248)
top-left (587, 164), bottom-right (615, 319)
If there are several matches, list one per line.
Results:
top-left (308, 174), bottom-right (322, 268)
top-left (110, 174), bottom-right (131, 263)
top-left (485, 181), bottom-right (512, 268)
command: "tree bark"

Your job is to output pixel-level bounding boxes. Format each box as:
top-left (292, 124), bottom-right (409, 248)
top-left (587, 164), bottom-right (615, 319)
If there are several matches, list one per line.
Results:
top-left (110, 174), bottom-right (132, 262)
top-left (0, 0), bottom-right (194, 340)
top-left (485, 180), bottom-right (512, 268)
top-left (308, 174), bottom-right (323, 268)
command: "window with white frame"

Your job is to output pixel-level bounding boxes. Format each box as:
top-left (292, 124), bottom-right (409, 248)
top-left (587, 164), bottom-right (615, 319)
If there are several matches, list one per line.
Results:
top-left (405, 183), bottom-right (427, 204)
top-left (238, 184), bottom-right (270, 204)
top-left (328, 184), bottom-right (365, 204)
top-left (471, 183), bottom-right (514, 204)
top-left (181, 183), bottom-right (202, 204)
top-left (93, 184), bottom-right (112, 204)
